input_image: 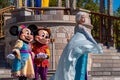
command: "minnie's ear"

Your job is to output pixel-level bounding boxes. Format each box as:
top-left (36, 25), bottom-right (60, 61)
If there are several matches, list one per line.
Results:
top-left (9, 25), bottom-right (19, 36)
top-left (28, 24), bottom-right (38, 33)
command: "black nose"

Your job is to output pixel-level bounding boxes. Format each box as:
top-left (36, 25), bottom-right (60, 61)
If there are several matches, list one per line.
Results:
top-left (45, 36), bottom-right (49, 39)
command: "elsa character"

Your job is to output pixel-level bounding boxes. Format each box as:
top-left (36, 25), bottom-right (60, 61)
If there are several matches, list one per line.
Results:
top-left (50, 11), bottom-right (103, 80)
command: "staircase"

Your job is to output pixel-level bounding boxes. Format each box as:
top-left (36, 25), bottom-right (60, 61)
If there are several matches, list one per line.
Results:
top-left (0, 43), bottom-right (7, 68)
top-left (1, 44), bottom-right (120, 80)
top-left (0, 69), bottom-right (55, 80)
top-left (47, 69), bottom-right (56, 80)
top-left (0, 6), bottom-right (15, 38)
top-left (88, 44), bottom-right (120, 80)
top-left (0, 69), bottom-right (16, 80)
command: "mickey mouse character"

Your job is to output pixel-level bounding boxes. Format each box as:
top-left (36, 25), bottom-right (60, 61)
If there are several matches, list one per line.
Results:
top-left (32, 27), bottom-right (51, 80)
top-left (8, 25), bottom-right (37, 80)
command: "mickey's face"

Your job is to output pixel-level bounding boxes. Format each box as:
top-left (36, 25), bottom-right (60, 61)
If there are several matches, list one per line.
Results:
top-left (19, 28), bottom-right (33, 43)
top-left (35, 30), bottom-right (50, 44)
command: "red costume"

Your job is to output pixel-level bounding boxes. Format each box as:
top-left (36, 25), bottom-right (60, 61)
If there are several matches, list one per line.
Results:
top-left (32, 28), bottom-right (51, 80)
top-left (32, 42), bottom-right (50, 67)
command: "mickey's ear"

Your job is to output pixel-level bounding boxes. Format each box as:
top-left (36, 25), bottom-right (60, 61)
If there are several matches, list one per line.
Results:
top-left (9, 25), bottom-right (19, 36)
top-left (28, 24), bottom-right (38, 32)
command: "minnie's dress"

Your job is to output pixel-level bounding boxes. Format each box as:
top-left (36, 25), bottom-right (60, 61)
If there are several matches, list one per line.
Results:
top-left (11, 39), bottom-right (34, 78)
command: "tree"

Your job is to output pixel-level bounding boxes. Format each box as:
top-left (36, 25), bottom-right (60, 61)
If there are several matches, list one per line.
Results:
top-left (107, 0), bottom-right (113, 46)
top-left (77, 0), bottom-right (99, 12)
top-left (0, 0), bottom-right (10, 9)
top-left (49, 0), bottom-right (57, 7)
top-left (115, 6), bottom-right (120, 17)
top-left (77, 0), bottom-right (85, 8)
top-left (100, 0), bottom-right (105, 13)
top-left (107, 0), bottom-right (113, 15)
top-left (84, 2), bottom-right (99, 12)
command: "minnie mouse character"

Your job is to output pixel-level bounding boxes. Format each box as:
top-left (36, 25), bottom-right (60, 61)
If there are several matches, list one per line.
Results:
top-left (32, 27), bottom-right (51, 80)
top-left (8, 25), bottom-right (37, 80)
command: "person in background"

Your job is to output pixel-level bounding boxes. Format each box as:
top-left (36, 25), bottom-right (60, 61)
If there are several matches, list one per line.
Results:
top-left (8, 25), bottom-right (37, 80)
top-left (32, 27), bottom-right (51, 80)
top-left (50, 11), bottom-right (103, 80)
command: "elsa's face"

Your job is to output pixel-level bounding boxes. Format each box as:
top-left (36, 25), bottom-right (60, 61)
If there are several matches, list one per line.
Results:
top-left (84, 14), bottom-right (91, 25)
top-left (79, 15), bottom-right (85, 24)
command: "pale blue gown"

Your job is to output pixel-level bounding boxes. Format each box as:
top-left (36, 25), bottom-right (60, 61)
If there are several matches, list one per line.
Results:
top-left (50, 25), bottom-right (103, 80)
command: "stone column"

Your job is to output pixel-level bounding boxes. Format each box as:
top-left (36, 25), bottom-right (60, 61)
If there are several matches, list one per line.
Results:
top-left (57, 0), bottom-right (62, 7)
top-left (24, 0), bottom-right (27, 7)
top-left (31, 0), bottom-right (34, 7)
top-left (16, 0), bottom-right (20, 8)
top-left (70, 0), bottom-right (76, 10)
top-left (51, 40), bottom-right (56, 70)
top-left (65, 0), bottom-right (70, 8)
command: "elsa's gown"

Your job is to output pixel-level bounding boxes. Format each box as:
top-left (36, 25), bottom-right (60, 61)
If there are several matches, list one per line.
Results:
top-left (50, 24), bottom-right (103, 80)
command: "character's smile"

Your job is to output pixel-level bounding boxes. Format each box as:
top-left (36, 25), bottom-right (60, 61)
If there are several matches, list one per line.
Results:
top-left (25, 37), bottom-right (31, 41)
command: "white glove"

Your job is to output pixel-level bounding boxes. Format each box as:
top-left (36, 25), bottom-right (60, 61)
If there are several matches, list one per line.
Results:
top-left (37, 53), bottom-right (47, 58)
top-left (43, 54), bottom-right (48, 58)
top-left (7, 54), bottom-right (15, 60)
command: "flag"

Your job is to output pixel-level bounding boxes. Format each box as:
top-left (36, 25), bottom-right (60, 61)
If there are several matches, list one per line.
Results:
top-left (19, 0), bottom-right (23, 8)
top-left (34, 0), bottom-right (49, 14)
top-left (35, 0), bottom-right (42, 7)
top-left (27, 0), bottom-right (31, 7)
top-left (42, 0), bottom-right (49, 7)
top-left (35, 0), bottom-right (49, 7)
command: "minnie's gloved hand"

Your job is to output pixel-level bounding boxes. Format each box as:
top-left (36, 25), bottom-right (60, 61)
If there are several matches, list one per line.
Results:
top-left (7, 53), bottom-right (15, 60)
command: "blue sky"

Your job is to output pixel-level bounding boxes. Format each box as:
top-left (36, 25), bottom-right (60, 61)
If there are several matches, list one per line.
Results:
top-left (95, 0), bottom-right (120, 11)
top-left (104, 0), bottom-right (120, 11)
top-left (9, 0), bottom-right (120, 11)
top-left (113, 0), bottom-right (120, 11)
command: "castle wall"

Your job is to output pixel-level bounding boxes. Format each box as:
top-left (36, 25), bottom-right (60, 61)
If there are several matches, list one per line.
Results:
top-left (4, 8), bottom-right (76, 69)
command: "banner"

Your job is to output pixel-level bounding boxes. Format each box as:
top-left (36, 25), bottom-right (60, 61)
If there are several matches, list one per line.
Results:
top-left (34, 0), bottom-right (49, 14)
top-left (42, 0), bottom-right (49, 7)
top-left (35, 0), bottom-right (41, 7)
top-left (19, 0), bottom-right (23, 8)
top-left (35, 0), bottom-right (49, 7)
top-left (27, 0), bottom-right (31, 7)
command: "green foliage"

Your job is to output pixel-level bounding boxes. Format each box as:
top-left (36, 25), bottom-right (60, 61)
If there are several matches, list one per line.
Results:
top-left (0, 0), bottom-right (10, 8)
top-left (91, 14), bottom-right (100, 39)
top-left (62, 0), bottom-right (65, 7)
top-left (114, 6), bottom-right (120, 17)
top-left (113, 18), bottom-right (120, 48)
top-left (77, 0), bottom-right (99, 12)
top-left (77, 0), bottom-right (85, 8)
top-left (84, 3), bottom-right (98, 11)
top-left (49, 0), bottom-right (57, 7)
top-left (49, 0), bottom-right (65, 7)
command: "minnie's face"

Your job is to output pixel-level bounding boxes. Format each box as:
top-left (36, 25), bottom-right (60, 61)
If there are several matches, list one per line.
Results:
top-left (35, 30), bottom-right (50, 44)
top-left (19, 28), bottom-right (33, 43)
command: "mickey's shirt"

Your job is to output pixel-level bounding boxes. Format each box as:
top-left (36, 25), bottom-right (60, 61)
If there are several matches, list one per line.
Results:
top-left (32, 42), bottom-right (50, 67)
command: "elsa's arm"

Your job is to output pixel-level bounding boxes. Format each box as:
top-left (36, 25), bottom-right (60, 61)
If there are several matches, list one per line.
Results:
top-left (81, 27), bottom-right (97, 44)
top-left (82, 27), bottom-right (103, 53)
top-left (74, 25), bottom-right (97, 44)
